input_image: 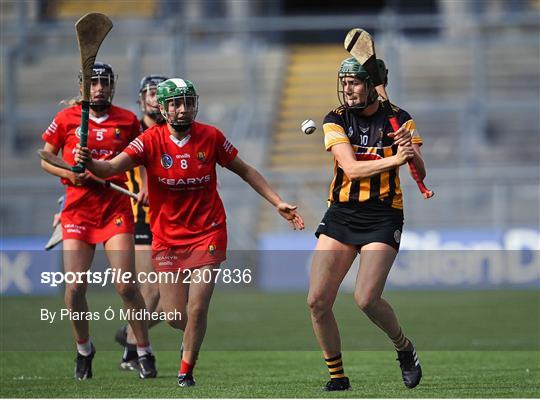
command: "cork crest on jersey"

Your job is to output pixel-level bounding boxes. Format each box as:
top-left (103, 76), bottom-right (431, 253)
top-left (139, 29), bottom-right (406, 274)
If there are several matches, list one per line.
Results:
top-left (161, 154), bottom-right (173, 169)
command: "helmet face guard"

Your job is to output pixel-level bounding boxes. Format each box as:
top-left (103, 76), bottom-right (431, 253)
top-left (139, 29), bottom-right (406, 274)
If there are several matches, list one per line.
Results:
top-left (337, 57), bottom-right (387, 111)
top-left (138, 75), bottom-right (168, 123)
top-left (79, 62), bottom-right (116, 112)
top-left (157, 79), bottom-right (199, 132)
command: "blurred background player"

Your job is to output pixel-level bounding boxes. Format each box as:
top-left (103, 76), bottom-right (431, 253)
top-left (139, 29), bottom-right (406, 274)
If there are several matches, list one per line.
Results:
top-left (40, 62), bottom-right (157, 380)
top-left (75, 78), bottom-right (305, 387)
top-left (115, 75), bottom-right (169, 371)
top-left (307, 58), bottom-right (425, 390)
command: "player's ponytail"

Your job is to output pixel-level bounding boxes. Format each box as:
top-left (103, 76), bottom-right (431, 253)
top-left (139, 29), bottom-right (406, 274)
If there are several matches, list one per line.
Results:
top-left (59, 96), bottom-right (83, 108)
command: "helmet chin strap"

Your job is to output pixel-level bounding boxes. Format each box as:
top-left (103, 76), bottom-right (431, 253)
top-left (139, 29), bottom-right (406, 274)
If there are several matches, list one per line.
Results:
top-left (89, 102), bottom-right (110, 112)
top-left (170, 121), bottom-right (192, 132)
top-left (159, 99), bottom-right (197, 132)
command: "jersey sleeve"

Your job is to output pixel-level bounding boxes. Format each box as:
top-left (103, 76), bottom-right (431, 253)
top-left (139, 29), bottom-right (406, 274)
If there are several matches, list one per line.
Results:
top-left (123, 132), bottom-right (147, 167)
top-left (215, 129), bottom-right (238, 167)
top-left (41, 113), bottom-right (65, 149)
top-left (398, 110), bottom-right (423, 146)
top-left (323, 111), bottom-right (350, 151)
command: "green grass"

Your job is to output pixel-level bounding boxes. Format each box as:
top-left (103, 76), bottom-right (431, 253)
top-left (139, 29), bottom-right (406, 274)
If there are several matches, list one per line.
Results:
top-left (1, 290), bottom-right (539, 397)
top-left (1, 350), bottom-right (538, 397)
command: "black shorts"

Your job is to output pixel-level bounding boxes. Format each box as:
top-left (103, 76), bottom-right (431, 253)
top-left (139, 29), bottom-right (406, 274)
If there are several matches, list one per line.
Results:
top-left (315, 200), bottom-right (404, 251)
top-left (134, 221), bottom-right (152, 245)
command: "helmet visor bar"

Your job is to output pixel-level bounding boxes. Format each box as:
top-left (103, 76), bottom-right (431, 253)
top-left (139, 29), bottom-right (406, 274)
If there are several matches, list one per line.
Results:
top-left (161, 94), bottom-right (199, 125)
top-left (88, 74), bottom-right (115, 105)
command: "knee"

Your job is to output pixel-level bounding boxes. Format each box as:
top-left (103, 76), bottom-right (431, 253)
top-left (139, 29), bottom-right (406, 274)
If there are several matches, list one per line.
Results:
top-left (354, 291), bottom-right (379, 313)
top-left (140, 285), bottom-right (159, 307)
top-left (64, 282), bottom-right (87, 301)
top-left (307, 293), bottom-right (332, 320)
top-left (187, 304), bottom-right (209, 325)
top-left (116, 283), bottom-right (138, 300)
top-left (166, 316), bottom-right (186, 331)
top-left (161, 304), bottom-right (186, 330)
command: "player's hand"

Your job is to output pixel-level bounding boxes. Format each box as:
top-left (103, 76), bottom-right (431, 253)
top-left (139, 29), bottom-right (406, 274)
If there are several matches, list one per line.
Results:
top-left (388, 125), bottom-right (412, 146)
top-left (68, 171), bottom-right (91, 186)
top-left (137, 188), bottom-right (149, 206)
top-left (277, 202), bottom-right (305, 231)
top-left (74, 143), bottom-right (92, 165)
top-left (395, 142), bottom-right (415, 165)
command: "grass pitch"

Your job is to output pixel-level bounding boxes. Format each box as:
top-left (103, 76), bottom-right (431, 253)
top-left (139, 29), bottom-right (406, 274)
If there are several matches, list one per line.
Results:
top-left (1, 290), bottom-right (539, 397)
top-left (2, 350), bottom-right (538, 398)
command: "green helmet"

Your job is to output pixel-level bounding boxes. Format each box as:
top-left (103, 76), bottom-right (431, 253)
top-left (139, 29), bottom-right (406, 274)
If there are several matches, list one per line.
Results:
top-left (156, 78), bottom-right (199, 131)
top-left (337, 57), bottom-right (388, 110)
top-left (338, 57), bottom-right (387, 85)
top-left (156, 78), bottom-right (197, 105)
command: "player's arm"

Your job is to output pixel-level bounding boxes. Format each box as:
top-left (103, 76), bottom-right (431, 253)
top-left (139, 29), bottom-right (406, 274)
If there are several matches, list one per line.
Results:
top-left (388, 123), bottom-right (426, 181)
top-left (226, 156), bottom-right (305, 230)
top-left (324, 114), bottom-right (412, 180)
top-left (74, 144), bottom-right (136, 178)
top-left (408, 144), bottom-right (426, 181)
top-left (41, 142), bottom-right (91, 185)
top-left (333, 140), bottom-right (414, 180)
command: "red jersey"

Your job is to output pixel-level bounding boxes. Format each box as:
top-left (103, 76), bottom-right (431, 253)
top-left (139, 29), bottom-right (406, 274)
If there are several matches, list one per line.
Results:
top-left (41, 104), bottom-right (140, 243)
top-left (123, 121), bottom-right (238, 248)
top-left (42, 104), bottom-right (141, 185)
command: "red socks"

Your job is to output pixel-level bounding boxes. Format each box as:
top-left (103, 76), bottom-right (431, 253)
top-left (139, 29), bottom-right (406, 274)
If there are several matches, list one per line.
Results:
top-left (179, 359), bottom-right (195, 375)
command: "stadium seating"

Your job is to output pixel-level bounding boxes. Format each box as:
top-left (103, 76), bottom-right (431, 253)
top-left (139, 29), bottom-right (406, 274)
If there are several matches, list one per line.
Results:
top-left (0, 8), bottom-right (538, 239)
top-left (52, 0), bottom-right (156, 18)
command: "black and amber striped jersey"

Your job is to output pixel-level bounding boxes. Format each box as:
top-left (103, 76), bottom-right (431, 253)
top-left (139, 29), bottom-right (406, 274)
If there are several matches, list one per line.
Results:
top-left (126, 119), bottom-right (150, 225)
top-left (323, 103), bottom-right (423, 210)
top-left (126, 167), bottom-right (149, 224)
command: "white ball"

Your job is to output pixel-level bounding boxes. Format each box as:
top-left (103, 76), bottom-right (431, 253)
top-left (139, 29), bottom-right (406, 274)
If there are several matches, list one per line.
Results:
top-left (301, 119), bottom-right (317, 135)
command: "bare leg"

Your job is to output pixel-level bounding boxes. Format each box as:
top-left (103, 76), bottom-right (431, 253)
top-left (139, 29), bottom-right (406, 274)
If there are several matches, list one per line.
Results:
top-left (307, 235), bottom-right (357, 357)
top-left (104, 233), bottom-right (149, 345)
top-left (355, 243), bottom-right (422, 388)
top-left (159, 271), bottom-right (189, 332)
top-left (126, 244), bottom-right (161, 345)
top-left (158, 266), bottom-right (219, 366)
top-left (354, 242), bottom-right (403, 341)
top-left (63, 239), bottom-right (95, 342)
top-left (181, 265), bottom-right (220, 364)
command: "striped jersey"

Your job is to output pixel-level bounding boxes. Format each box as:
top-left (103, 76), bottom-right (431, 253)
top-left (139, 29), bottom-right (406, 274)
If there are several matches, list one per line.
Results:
top-left (126, 119), bottom-right (151, 225)
top-left (323, 103), bottom-right (423, 210)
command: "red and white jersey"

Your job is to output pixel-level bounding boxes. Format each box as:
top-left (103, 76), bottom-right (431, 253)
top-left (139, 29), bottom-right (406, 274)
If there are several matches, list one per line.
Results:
top-left (41, 104), bottom-right (139, 244)
top-left (123, 121), bottom-right (238, 247)
top-left (42, 104), bottom-right (141, 185)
